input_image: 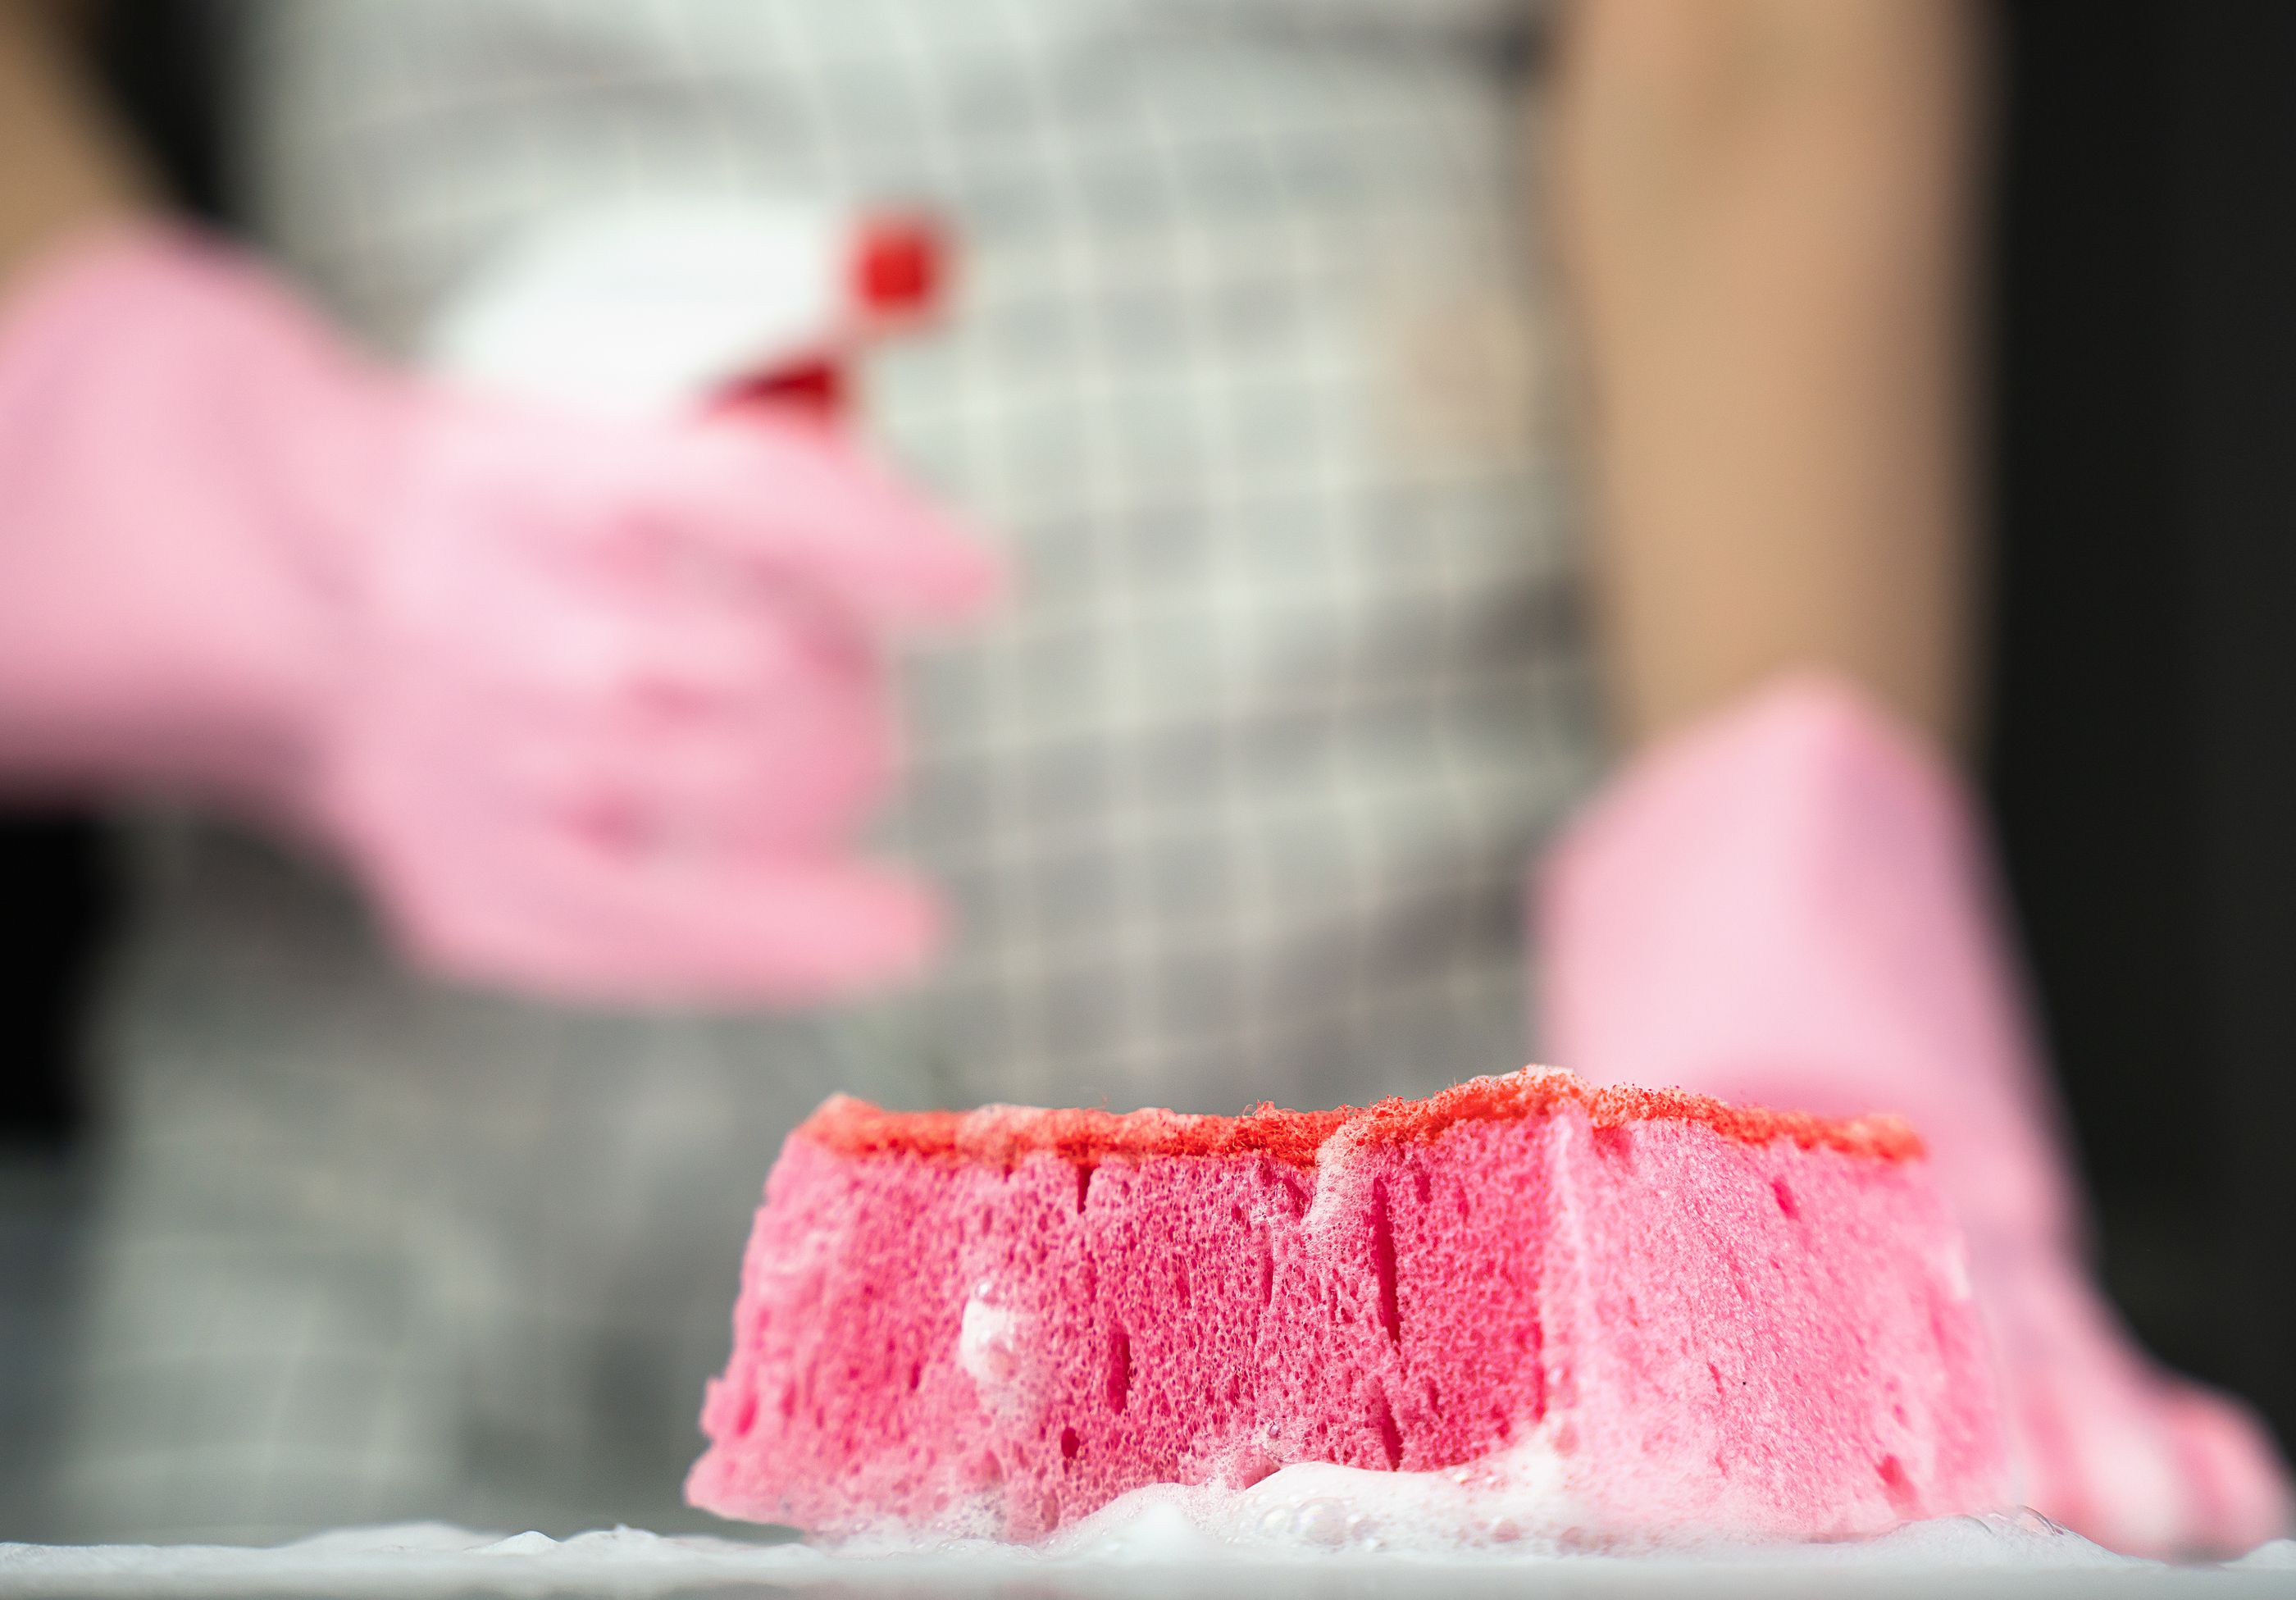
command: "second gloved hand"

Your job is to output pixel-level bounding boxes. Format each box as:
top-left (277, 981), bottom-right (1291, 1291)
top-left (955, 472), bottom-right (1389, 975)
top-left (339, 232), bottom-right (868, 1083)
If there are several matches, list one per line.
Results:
top-left (0, 227), bottom-right (998, 1004)
top-left (1535, 677), bottom-right (2292, 1557)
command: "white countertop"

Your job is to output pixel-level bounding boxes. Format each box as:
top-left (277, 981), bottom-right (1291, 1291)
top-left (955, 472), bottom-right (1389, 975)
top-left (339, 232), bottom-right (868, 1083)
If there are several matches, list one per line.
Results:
top-left (4, 1520), bottom-right (2293, 1599)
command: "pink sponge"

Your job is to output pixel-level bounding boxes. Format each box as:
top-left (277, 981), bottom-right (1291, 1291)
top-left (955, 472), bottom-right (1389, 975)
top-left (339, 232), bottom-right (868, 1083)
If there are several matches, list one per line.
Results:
top-left (687, 1069), bottom-right (2008, 1544)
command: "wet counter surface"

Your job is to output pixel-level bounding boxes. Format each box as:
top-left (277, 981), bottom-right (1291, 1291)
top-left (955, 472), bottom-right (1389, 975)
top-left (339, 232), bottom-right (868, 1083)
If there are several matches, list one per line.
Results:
top-left (3, 1521), bottom-right (2294, 1599)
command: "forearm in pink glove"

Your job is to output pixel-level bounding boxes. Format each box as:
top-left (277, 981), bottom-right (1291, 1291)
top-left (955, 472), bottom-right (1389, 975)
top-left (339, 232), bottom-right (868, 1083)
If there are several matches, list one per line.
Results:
top-left (0, 226), bottom-right (996, 1004)
top-left (1536, 676), bottom-right (2292, 1556)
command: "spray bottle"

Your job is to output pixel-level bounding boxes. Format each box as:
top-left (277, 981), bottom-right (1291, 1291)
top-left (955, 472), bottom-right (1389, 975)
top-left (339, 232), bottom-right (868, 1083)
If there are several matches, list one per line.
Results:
top-left (422, 198), bottom-right (945, 419)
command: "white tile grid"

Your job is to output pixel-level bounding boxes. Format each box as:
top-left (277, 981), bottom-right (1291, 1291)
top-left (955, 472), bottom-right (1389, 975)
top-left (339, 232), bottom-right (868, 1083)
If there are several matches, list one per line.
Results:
top-left (37, 0), bottom-right (1593, 1545)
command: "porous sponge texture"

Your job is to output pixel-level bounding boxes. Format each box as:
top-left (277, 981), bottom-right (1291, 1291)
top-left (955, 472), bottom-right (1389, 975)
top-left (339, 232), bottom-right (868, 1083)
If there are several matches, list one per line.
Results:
top-left (687, 1069), bottom-right (2007, 1543)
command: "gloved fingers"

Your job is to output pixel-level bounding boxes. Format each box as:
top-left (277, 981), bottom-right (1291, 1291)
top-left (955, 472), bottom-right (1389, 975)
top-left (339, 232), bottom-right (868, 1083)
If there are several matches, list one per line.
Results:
top-left (562, 590), bottom-right (878, 719)
top-left (350, 397), bottom-right (976, 1005)
top-left (613, 853), bottom-right (944, 1003)
top-left (400, 391), bottom-right (1001, 640)
top-left (1995, 1267), bottom-right (2260, 1560)
top-left (398, 835), bottom-right (944, 1005)
top-left (399, 531), bottom-right (888, 749)
top-left (2052, 1379), bottom-right (2192, 1559)
top-left (454, 591), bottom-right (897, 855)
top-left (666, 417), bottom-right (1004, 631)
top-left (2159, 1380), bottom-right (2296, 1557)
top-left (510, 700), bottom-right (896, 857)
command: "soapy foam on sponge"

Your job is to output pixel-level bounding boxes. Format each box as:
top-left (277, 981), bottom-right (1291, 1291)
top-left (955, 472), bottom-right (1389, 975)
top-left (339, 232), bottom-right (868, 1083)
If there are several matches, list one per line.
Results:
top-left (689, 1068), bottom-right (2007, 1546)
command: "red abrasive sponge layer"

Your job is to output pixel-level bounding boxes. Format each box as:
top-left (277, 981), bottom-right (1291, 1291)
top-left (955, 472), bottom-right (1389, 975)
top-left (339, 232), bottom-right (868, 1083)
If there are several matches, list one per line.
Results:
top-left (687, 1068), bottom-right (2008, 1544)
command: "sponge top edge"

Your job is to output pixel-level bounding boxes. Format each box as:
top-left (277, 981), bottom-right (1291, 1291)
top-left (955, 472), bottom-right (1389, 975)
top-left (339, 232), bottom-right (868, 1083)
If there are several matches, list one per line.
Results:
top-left (792, 1066), bottom-right (1925, 1169)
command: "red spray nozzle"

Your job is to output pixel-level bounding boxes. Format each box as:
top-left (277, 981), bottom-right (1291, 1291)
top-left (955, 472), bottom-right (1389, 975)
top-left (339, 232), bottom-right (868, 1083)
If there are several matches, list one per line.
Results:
top-left (714, 210), bottom-right (950, 425)
top-left (851, 214), bottom-right (947, 321)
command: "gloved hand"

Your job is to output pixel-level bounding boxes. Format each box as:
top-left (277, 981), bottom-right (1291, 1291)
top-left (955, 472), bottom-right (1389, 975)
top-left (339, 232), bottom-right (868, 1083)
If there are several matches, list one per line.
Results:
top-left (1537, 676), bottom-right (2292, 1557)
top-left (0, 226), bottom-right (997, 1004)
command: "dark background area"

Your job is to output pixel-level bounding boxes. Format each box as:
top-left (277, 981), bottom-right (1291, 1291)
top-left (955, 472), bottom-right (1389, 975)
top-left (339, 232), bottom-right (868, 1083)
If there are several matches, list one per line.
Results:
top-left (0, 0), bottom-right (223, 1151)
top-left (2, 0), bottom-right (2292, 1454)
top-left (1988, 0), bottom-right (2296, 1451)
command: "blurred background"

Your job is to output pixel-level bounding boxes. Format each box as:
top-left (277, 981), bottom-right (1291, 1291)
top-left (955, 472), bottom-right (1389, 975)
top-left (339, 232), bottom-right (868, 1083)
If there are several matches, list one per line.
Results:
top-left (2, 0), bottom-right (2293, 1537)
top-left (1987, 0), bottom-right (2296, 1466)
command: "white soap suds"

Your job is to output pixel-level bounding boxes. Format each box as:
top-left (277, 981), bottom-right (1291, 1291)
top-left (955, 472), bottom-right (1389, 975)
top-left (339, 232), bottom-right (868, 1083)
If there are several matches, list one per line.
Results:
top-left (1044, 1433), bottom-right (1583, 1558)
top-left (1, 1512), bottom-right (2270, 1598)
top-left (957, 1285), bottom-right (1018, 1389)
top-left (2232, 1540), bottom-right (2296, 1570)
top-left (0, 1524), bottom-right (822, 1598)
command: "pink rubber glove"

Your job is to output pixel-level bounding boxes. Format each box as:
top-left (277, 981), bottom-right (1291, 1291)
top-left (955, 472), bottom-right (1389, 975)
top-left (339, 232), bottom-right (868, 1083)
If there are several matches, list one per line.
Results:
top-left (1538, 676), bottom-right (2293, 1557)
top-left (0, 226), bottom-right (997, 1004)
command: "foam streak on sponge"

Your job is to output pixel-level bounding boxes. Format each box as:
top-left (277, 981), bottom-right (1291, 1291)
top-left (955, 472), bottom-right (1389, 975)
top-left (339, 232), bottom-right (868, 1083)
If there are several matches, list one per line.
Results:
top-left (687, 1069), bottom-right (2008, 1546)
